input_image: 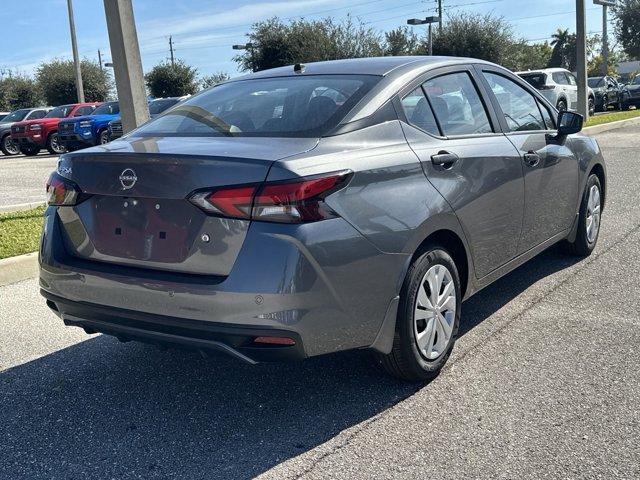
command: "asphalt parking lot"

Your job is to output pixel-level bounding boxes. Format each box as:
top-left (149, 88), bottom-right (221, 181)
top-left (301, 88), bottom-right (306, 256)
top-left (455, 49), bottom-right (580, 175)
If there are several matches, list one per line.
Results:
top-left (0, 152), bottom-right (58, 208)
top-left (1, 125), bottom-right (639, 479)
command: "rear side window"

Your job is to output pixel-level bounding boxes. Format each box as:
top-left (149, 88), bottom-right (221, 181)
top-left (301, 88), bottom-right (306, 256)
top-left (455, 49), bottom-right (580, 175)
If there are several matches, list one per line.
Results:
top-left (483, 72), bottom-right (546, 132)
top-left (401, 88), bottom-right (440, 136)
top-left (74, 106), bottom-right (95, 116)
top-left (552, 72), bottom-right (569, 85)
top-left (422, 72), bottom-right (493, 136)
top-left (134, 75), bottom-right (379, 138)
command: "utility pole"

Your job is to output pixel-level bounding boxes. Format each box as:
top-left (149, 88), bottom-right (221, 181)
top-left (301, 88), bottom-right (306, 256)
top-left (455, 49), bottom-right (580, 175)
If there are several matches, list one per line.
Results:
top-left (103, 0), bottom-right (149, 134)
top-left (438, 0), bottom-right (443, 33)
top-left (66, 0), bottom-right (85, 103)
top-left (98, 49), bottom-right (103, 71)
top-left (169, 35), bottom-right (175, 66)
top-left (576, 0), bottom-right (588, 118)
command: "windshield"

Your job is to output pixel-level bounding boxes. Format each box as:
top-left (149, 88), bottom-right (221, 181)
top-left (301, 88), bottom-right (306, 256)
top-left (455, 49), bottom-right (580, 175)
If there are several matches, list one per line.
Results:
top-left (93, 102), bottom-right (119, 115)
top-left (2, 109), bottom-right (30, 122)
top-left (588, 77), bottom-right (605, 88)
top-left (518, 73), bottom-right (546, 89)
top-left (45, 105), bottom-right (73, 118)
top-left (149, 98), bottom-right (180, 115)
top-left (134, 75), bottom-right (380, 138)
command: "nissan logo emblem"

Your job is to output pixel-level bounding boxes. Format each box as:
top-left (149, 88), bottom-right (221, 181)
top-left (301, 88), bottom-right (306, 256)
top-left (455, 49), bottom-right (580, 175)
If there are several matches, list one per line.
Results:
top-left (119, 168), bottom-right (137, 190)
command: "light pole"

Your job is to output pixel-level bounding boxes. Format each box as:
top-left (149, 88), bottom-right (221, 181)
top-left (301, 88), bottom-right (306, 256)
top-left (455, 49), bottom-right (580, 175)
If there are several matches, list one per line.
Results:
top-left (594, 0), bottom-right (617, 76)
top-left (407, 17), bottom-right (440, 56)
top-left (576, 0), bottom-right (588, 118)
top-left (66, 0), bottom-right (84, 103)
top-left (233, 43), bottom-right (255, 71)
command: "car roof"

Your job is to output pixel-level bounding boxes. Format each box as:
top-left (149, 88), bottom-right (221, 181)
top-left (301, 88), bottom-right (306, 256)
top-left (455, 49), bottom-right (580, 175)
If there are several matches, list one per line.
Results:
top-left (231, 56), bottom-right (493, 81)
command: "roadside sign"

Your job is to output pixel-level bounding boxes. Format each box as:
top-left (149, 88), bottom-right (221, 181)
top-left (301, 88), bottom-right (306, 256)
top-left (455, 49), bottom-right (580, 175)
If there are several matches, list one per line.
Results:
top-left (593, 0), bottom-right (615, 6)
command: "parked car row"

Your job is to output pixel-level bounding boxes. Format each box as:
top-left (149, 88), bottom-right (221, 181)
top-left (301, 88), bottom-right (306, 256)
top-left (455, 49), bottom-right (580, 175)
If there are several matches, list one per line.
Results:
top-left (517, 67), bottom-right (639, 114)
top-left (0, 96), bottom-right (186, 156)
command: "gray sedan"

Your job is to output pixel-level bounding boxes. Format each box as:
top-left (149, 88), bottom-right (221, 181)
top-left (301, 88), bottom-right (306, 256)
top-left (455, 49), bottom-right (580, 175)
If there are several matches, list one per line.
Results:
top-left (40, 56), bottom-right (605, 381)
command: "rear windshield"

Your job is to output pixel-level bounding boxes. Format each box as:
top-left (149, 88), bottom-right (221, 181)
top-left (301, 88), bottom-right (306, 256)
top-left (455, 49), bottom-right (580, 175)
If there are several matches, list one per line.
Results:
top-left (93, 102), bottom-right (119, 115)
top-left (518, 73), bottom-right (547, 89)
top-left (134, 75), bottom-right (380, 138)
top-left (588, 77), bottom-right (605, 88)
top-left (45, 105), bottom-right (73, 118)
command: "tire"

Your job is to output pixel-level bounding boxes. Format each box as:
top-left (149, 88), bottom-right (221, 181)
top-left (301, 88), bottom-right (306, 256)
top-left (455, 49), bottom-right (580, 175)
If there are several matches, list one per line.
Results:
top-left (377, 247), bottom-right (461, 382)
top-left (1, 133), bottom-right (19, 156)
top-left (46, 131), bottom-right (66, 155)
top-left (98, 130), bottom-right (109, 145)
top-left (556, 99), bottom-right (567, 112)
top-left (565, 174), bottom-right (602, 257)
top-left (597, 96), bottom-right (607, 113)
top-left (19, 145), bottom-right (40, 156)
top-left (588, 96), bottom-right (595, 117)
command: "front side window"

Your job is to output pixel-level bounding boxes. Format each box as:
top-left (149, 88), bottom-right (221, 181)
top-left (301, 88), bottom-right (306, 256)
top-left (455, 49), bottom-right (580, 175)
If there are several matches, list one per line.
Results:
top-left (483, 72), bottom-right (546, 132)
top-left (422, 72), bottom-right (492, 136)
top-left (45, 105), bottom-right (74, 118)
top-left (566, 73), bottom-right (577, 86)
top-left (74, 106), bottom-right (95, 116)
top-left (538, 100), bottom-right (555, 130)
top-left (401, 87), bottom-right (440, 136)
top-left (134, 75), bottom-right (379, 138)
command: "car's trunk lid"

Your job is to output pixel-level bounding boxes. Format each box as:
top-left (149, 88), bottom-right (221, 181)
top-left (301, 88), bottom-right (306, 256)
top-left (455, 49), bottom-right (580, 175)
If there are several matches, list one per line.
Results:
top-left (57, 136), bottom-right (318, 276)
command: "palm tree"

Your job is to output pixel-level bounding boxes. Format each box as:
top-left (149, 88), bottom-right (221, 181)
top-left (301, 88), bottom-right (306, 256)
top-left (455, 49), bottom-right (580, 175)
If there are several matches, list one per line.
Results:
top-left (548, 28), bottom-right (570, 68)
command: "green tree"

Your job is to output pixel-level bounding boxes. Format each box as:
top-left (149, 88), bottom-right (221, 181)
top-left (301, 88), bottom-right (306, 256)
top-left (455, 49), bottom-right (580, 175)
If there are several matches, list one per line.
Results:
top-left (201, 71), bottom-right (230, 89)
top-left (548, 28), bottom-right (571, 68)
top-left (36, 59), bottom-right (110, 105)
top-left (145, 60), bottom-right (199, 97)
top-left (504, 41), bottom-right (553, 71)
top-left (234, 16), bottom-right (383, 72)
top-left (0, 74), bottom-right (42, 110)
top-left (613, 0), bottom-right (640, 59)
top-left (431, 12), bottom-right (515, 65)
top-left (384, 27), bottom-right (421, 56)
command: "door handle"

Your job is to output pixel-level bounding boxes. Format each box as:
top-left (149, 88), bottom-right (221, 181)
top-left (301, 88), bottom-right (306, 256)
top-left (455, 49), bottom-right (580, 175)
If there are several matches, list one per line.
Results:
top-left (431, 151), bottom-right (459, 169)
top-left (523, 151), bottom-right (540, 167)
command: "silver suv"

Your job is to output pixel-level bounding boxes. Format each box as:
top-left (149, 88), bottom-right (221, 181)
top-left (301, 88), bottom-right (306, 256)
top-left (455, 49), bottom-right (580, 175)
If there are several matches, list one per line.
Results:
top-left (517, 68), bottom-right (595, 116)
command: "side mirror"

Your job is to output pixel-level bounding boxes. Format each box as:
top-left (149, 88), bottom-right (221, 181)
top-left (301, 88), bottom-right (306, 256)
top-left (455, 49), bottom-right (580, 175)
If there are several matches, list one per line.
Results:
top-left (557, 110), bottom-right (583, 135)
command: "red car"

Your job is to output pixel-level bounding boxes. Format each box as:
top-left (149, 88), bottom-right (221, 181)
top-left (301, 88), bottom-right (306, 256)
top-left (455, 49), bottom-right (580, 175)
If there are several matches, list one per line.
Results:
top-left (11, 102), bottom-right (100, 155)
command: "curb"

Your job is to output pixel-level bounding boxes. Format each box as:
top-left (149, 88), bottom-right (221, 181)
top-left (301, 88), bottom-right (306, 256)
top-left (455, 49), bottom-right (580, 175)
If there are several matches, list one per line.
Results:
top-left (0, 201), bottom-right (45, 214)
top-left (0, 252), bottom-right (39, 288)
top-left (583, 115), bottom-right (640, 135)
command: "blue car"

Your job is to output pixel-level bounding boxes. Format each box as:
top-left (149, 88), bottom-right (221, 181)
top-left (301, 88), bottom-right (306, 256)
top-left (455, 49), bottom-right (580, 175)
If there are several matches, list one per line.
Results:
top-left (58, 101), bottom-right (120, 150)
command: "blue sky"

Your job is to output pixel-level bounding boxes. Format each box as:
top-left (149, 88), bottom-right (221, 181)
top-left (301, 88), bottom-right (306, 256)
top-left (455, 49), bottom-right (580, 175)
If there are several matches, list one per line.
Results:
top-left (0, 0), bottom-right (610, 79)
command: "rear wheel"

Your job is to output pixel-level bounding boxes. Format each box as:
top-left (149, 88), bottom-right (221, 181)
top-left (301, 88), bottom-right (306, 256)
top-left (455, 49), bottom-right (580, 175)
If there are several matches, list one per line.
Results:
top-left (588, 96), bottom-right (595, 117)
top-left (46, 131), bottom-right (66, 155)
top-left (565, 174), bottom-right (602, 257)
top-left (19, 145), bottom-right (40, 156)
top-left (377, 247), bottom-right (461, 382)
top-left (1, 133), bottom-right (19, 156)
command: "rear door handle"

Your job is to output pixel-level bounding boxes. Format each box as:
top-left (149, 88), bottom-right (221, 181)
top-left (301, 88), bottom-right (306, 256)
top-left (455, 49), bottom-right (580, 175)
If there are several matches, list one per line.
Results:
top-left (431, 151), bottom-right (459, 168)
top-left (523, 151), bottom-right (540, 167)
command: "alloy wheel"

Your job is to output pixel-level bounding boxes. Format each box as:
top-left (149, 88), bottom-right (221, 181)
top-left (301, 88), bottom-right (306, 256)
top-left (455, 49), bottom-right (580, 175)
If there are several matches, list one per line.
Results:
top-left (50, 133), bottom-right (65, 154)
top-left (586, 184), bottom-right (601, 243)
top-left (3, 136), bottom-right (19, 155)
top-left (414, 264), bottom-right (456, 360)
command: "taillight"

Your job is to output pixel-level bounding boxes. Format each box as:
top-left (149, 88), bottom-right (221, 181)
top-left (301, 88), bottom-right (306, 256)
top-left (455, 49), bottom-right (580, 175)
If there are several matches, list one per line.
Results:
top-left (189, 170), bottom-right (351, 223)
top-left (46, 173), bottom-right (81, 206)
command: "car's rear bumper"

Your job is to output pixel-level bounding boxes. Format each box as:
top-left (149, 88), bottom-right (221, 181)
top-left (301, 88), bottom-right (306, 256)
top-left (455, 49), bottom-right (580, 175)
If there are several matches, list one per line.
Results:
top-left (40, 206), bottom-right (406, 362)
top-left (41, 289), bottom-right (305, 363)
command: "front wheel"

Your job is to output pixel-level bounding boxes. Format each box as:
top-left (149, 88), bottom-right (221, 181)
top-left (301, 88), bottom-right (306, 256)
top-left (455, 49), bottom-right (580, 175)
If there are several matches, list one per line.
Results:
top-left (98, 130), bottom-right (109, 145)
top-left (1, 134), bottom-right (19, 156)
top-left (565, 174), bottom-right (602, 256)
top-left (377, 247), bottom-right (461, 382)
top-left (46, 132), bottom-right (66, 155)
top-left (556, 99), bottom-right (567, 112)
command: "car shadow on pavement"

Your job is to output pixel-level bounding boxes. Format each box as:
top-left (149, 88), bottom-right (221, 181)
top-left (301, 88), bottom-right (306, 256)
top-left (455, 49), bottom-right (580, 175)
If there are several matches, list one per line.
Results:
top-left (0, 246), bottom-right (582, 479)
